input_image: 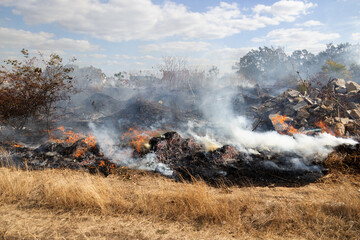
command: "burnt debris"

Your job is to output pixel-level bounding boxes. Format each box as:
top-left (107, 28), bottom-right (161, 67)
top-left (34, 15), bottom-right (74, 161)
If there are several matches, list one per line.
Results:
top-left (252, 78), bottom-right (360, 136)
top-left (149, 132), bottom-right (325, 186)
top-left (1, 130), bottom-right (327, 187)
top-left (1, 139), bottom-right (114, 177)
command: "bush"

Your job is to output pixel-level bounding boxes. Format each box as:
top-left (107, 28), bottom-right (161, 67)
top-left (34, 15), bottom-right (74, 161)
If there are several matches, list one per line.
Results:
top-left (321, 59), bottom-right (351, 80)
top-left (0, 49), bottom-right (76, 130)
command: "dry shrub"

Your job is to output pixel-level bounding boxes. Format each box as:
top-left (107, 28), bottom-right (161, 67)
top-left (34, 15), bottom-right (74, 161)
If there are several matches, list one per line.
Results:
top-left (0, 49), bottom-right (75, 130)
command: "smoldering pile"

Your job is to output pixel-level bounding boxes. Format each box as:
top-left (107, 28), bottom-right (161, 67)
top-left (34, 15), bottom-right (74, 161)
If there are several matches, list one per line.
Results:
top-left (1, 135), bottom-right (115, 177)
top-left (253, 78), bottom-right (360, 136)
top-left (149, 132), bottom-right (329, 186)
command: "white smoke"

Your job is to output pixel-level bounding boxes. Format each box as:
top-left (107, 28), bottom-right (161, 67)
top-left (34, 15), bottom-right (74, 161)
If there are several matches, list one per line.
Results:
top-left (263, 158), bottom-right (321, 171)
top-left (187, 117), bottom-right (356, 159)
top-left (214, 116), bottom-right (355, 158)
top-left (86, 73), bottom-right (357, 175)
top-left (194, 79), bottom-right (357, 167)
top-left (88, 122), bottom-right (173, 176)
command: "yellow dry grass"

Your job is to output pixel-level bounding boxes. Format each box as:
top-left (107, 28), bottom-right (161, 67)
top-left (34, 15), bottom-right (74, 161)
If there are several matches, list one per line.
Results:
top-left (0, 165), bottom-right (359, 240)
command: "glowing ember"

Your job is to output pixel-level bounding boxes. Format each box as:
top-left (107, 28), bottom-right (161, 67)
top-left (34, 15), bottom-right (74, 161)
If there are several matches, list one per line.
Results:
top-left (269, 114), bottom-right (304, 135)
top-left (14, 144), bottom-right (22, 148)
top-left (81, 159), bottom-right (115, 170)
top-left (74, 148), bottom-right (86, 158)
top-left (82, 134), bottom-right (96, 148)
top-left (122, 127), bottom-right (160, 152)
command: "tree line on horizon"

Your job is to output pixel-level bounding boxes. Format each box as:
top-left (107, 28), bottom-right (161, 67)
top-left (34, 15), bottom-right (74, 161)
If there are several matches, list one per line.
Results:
top-left (235, 43), bottom-right (360, 88)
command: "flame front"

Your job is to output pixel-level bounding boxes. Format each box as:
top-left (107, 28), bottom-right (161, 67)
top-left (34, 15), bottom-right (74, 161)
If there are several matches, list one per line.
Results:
top-left (48, 126), bottom-right (83, 144)
top-left (74, 134), bottom-right (97, 158)
top-left (48, 126), bottom-right (97, 157)
top-left (270, 114), bottom-right (343, 137)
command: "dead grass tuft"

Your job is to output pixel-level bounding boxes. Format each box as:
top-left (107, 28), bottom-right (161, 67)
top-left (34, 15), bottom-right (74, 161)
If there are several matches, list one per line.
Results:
top-left (324, 151), bottom-right (360, 174)
top-left (323, 144), bottom-right (360, 174)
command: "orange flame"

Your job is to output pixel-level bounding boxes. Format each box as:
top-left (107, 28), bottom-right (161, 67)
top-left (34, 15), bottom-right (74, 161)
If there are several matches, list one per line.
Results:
top-left (271, 114), bottom-right (287, 125)
top-left (14, 144), bottom-right (22, 148)
top-left (314, 120), bottom-right (341, 136)
top-left (48, 126), bottom-right (97, 157)
top-left (48, 126), bottom-right (83, 144)
top-left (81, 160), bottom-right (115, 169)
top-left (270, 114), bottom-right (304, 135)
top-left (122, 127), bottom-right (160, 152)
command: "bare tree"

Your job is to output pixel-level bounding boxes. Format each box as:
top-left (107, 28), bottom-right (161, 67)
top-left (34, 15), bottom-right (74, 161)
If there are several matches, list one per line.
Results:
top-left (158, 56), bottom-right (188, 89)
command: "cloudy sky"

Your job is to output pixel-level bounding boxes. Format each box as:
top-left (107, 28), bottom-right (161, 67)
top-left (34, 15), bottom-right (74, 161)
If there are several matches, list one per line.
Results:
top-left (0, 0), bottom-right (359, 76)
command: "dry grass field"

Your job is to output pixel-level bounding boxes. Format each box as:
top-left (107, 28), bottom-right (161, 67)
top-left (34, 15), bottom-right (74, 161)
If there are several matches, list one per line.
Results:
top-left (0, 163), bottom-right (359, 240)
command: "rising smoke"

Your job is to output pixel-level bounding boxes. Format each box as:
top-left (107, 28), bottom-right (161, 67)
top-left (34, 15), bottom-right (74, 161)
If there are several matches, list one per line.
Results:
top-left (86, 65), bottom-right (356, 175)
top-left (186, 75), bottom-right (357, 169)
top-left (60, 44), bottom-right (360, 175)
top-left (89, 122), bottom-right (173, 176)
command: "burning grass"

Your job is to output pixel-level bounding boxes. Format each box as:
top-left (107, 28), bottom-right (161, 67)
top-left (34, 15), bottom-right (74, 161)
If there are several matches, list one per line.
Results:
top-left (0, 165), bottom-right (359, 239)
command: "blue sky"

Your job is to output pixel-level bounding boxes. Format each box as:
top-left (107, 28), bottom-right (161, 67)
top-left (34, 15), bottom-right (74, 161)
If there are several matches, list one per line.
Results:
top-left (0, 0), bottom-right (360, 76)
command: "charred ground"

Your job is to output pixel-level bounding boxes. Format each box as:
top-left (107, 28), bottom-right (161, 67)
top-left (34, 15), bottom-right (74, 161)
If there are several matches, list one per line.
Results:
top-left (1, 77), bottom-right (360, 187)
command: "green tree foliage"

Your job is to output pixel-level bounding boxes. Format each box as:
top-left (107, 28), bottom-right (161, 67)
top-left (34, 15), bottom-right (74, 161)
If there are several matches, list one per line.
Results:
top-left (235, 46), bottom-right (293, 86)
top-left (0, 49), bottom-right (76, 130)
top-left (321, 59), bottom-right (351, 80)
top-left (290, 49), bottom-right (317, 75)
top-left (235, 43), bottom-right (360, 86)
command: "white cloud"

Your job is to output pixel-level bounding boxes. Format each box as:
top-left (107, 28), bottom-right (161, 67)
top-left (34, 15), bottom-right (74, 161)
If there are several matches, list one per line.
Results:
top-left (296, 20), bottom-right (323, 27)
top-left (253, 0), bottom-right (316, 22)
top-left (0, 0), bottom-right (316, 41)
top-left (253, 28), bottom-right (340, 52)
top-left (88, 53), bottom-right (107, 59)
top-left (139, 41), bottom-right (211, 53)
top-left (352, 32), bottom-right (360, 41)
top-left (114, 54), bottom-right (156, 60)
top-left (0, 27), bottom-right (98, 52)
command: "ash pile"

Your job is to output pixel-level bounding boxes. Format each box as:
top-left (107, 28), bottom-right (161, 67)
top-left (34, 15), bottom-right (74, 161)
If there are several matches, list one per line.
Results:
top-left (253, 78), bottom-right (360, 136)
